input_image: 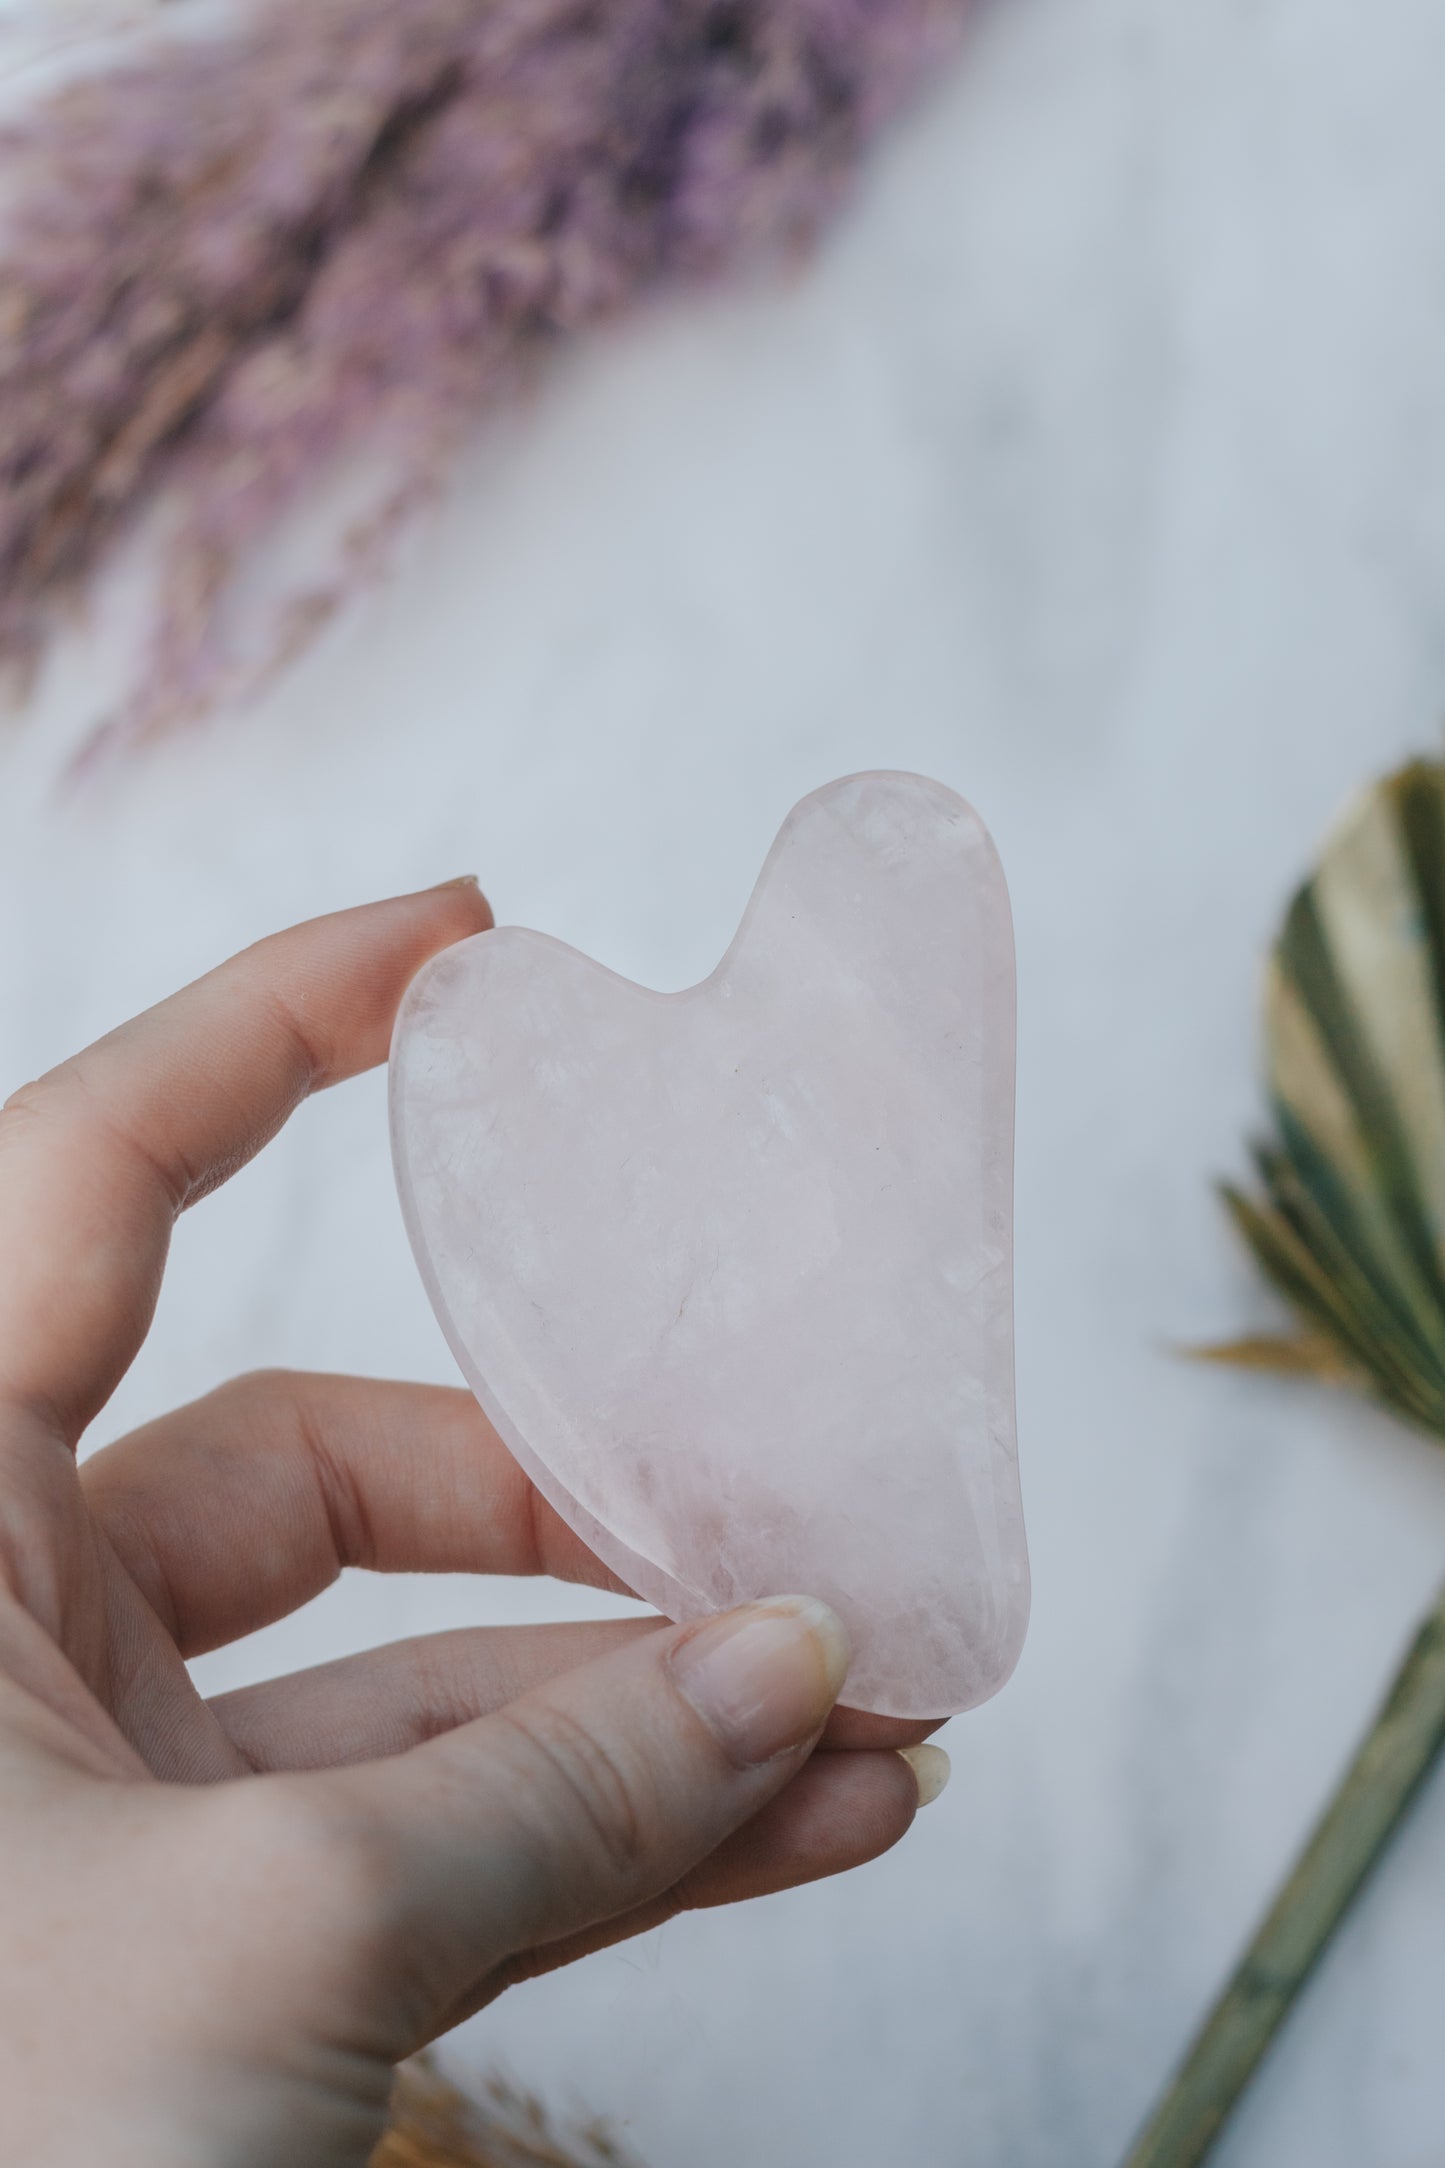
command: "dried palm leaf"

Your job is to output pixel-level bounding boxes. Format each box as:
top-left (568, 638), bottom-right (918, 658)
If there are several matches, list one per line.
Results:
top-left (1126, 756), bottom-right (1445, 2165)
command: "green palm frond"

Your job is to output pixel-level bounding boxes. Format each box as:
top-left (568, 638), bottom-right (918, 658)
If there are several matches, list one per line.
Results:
top-left (1130, 754), bottom-right (1445, 2168)
top-left (1207, 758), bottom-right (1445, 1434)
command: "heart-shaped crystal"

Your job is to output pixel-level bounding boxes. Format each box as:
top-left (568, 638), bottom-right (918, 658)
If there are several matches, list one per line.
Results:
top-left (390, 772), bottom-right (1027, 1716)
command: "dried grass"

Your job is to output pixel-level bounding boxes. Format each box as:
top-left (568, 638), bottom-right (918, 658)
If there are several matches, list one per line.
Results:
top-left (0, 0), bottom-right (970, 755)
top-left (372, 2057), bottom-right (643, 2168)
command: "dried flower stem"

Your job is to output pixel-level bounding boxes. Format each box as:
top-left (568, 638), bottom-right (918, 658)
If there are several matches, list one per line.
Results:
top-left (1123, 1581), bottom-right (1445, 2167)
top-left (1133, 760), bottom-right (1445, 2163)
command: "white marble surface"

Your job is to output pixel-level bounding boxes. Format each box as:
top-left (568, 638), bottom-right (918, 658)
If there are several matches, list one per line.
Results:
top-left (6, 0), bottom-right (1445, 2159)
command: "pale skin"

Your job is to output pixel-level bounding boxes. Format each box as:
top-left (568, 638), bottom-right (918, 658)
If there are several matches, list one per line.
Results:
top-left (0, 879), bottom-right (947, 2165)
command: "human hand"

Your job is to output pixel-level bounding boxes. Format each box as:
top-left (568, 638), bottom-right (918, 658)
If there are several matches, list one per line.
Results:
top-left (0, 882), bottom-right (945, 2165)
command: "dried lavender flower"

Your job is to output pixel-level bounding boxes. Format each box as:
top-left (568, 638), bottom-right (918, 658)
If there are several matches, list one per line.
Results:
top-left (0, 0), bottom-right (969, 751)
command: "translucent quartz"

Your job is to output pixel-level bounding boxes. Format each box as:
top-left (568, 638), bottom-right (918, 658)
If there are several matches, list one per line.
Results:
top-left (390, 772), bottom-right (1027, 1716)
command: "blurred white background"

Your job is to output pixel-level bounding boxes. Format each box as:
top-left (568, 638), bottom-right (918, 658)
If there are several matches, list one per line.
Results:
top-left (5, 0), bottom-right (1445, 2160)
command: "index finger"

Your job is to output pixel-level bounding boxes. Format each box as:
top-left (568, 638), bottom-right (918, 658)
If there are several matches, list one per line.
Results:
top-left (0, 878), bottom-right (491, 1441)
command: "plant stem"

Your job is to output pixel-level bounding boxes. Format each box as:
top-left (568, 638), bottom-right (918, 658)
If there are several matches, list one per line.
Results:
top-left (1123, 1577), bottom-right (1445, 2167)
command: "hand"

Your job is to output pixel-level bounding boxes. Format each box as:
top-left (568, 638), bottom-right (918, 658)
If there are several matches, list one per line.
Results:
top-left (0, 881), bottom-right (944, 2166)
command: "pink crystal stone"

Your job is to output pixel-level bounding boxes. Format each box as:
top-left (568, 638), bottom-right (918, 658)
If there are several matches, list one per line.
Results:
top-left (390, 772), bottom-right (1027, 1717)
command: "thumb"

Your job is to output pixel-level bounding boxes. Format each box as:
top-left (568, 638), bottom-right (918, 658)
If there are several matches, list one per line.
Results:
top-left (337, 1595), bottom-right (849, 2036)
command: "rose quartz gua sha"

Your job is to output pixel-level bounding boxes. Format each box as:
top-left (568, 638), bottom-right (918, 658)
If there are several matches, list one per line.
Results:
top-left (390, 772), bottom-right (1027, 1717)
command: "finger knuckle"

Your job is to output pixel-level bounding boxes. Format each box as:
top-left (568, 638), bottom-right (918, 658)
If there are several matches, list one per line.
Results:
top-left (221, 1366), bottom-right (304, 1409)
top-left (497, 1704), bottom-right (655, 1886)
top-left (0, 1078), bottom-right (56, 1161)
top-left (0, 1076), bottom-right (45, 1123)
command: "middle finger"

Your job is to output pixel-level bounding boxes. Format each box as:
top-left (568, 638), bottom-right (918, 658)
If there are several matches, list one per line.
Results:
top-left (83, 1371), bottom-right (626, 1657)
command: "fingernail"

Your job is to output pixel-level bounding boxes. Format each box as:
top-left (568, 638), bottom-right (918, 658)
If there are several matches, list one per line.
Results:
top-left (669, 1596), bottom-right (850, 1767)
top-left (429, 874), bottom-right (493, 925)
top-left (897, 1743), bottom-right (951, 1808)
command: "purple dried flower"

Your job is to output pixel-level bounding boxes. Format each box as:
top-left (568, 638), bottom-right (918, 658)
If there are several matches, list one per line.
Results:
top-left (0, 0), bottom-right (969, 751)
